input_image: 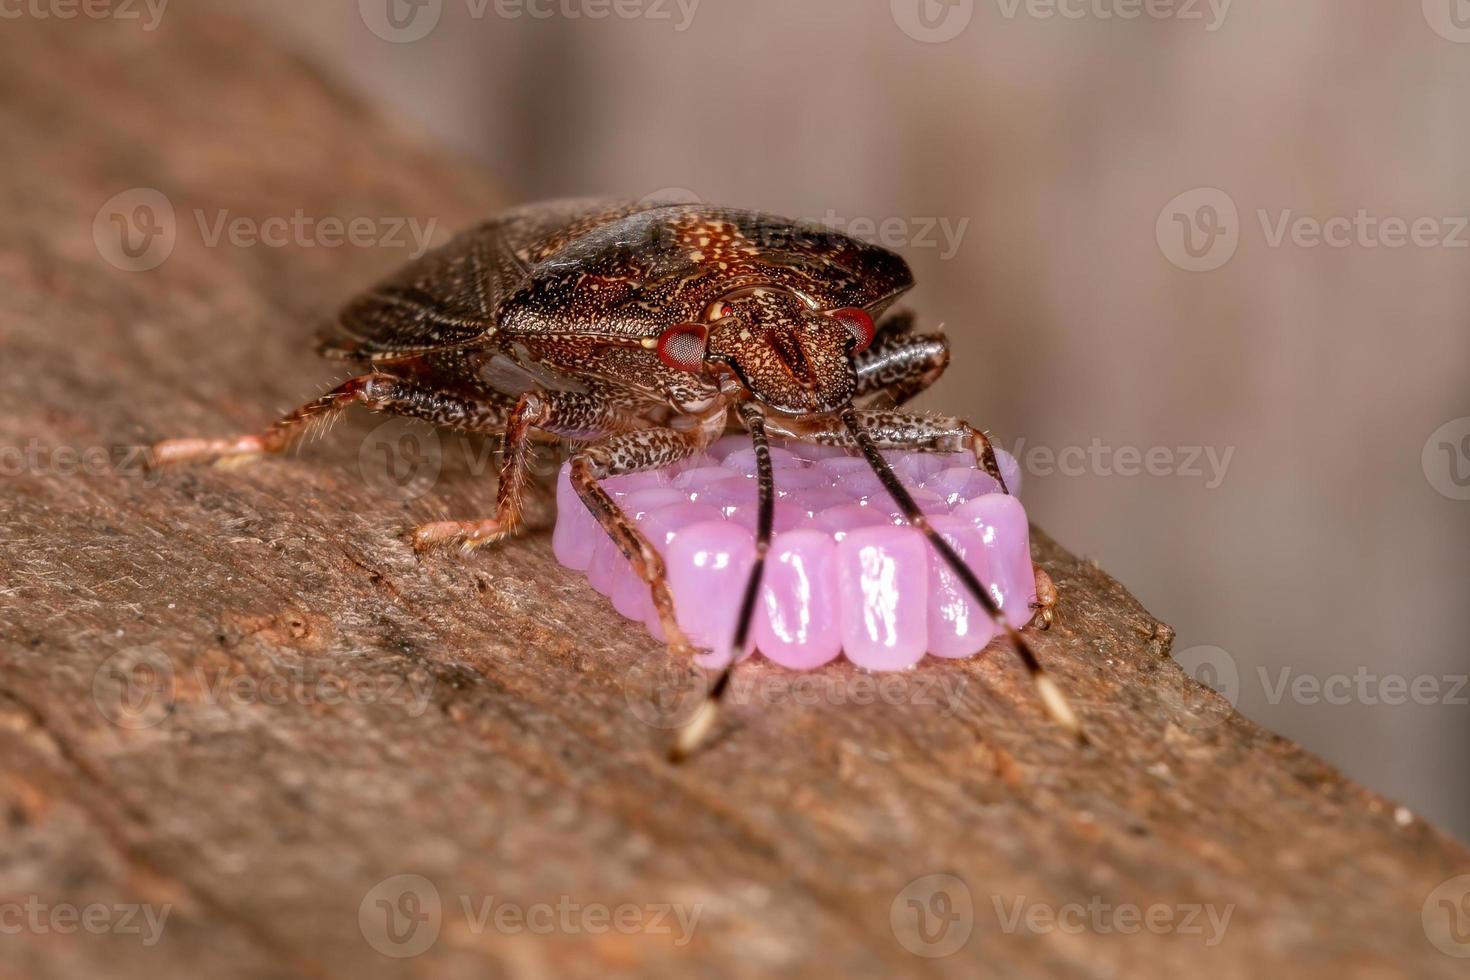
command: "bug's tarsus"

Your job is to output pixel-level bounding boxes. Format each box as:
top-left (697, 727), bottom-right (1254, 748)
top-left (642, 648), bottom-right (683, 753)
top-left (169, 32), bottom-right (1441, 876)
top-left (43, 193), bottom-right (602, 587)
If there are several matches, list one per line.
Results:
top-left (838, 408), bottom-right (1087, 745)
top-left (973, 427), bottom-right (1011, 495)
top-left (669, 402), bottom-right (774, 763)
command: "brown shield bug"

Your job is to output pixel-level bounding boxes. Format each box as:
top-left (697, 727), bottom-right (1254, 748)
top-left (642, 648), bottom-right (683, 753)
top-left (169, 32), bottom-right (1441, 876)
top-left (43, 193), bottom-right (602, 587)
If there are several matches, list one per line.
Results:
top-left (151, 198), bottom-right (1079, 757)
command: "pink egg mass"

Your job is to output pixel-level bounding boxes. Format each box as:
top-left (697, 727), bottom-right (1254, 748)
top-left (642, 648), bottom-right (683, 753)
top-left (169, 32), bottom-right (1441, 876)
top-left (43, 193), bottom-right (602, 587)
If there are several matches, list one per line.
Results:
top-left (552, 436), bottom-right (1036, 672)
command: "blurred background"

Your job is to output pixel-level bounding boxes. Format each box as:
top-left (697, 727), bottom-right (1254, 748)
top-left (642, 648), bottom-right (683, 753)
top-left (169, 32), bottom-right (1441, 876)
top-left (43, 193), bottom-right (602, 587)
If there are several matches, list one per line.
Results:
top-left (234, 0), bottom-right (1469, 839)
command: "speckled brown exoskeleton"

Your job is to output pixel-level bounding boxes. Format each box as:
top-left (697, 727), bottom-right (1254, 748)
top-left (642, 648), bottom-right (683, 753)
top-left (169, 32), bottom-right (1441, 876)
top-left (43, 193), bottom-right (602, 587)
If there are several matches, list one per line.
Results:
top-left (151, 198), bottom-right (1079, 757)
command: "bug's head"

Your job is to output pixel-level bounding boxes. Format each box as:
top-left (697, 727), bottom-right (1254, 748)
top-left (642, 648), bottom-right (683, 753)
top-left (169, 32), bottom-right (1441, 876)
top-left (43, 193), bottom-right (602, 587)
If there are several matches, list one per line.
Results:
top-left (654, 288), bottom-right (874, 415)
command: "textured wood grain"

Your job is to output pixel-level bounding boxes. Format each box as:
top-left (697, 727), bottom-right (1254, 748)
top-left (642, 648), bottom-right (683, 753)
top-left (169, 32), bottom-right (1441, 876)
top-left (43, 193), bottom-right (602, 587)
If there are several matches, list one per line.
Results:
top-left (0, 8), bottom-right (1466, 980)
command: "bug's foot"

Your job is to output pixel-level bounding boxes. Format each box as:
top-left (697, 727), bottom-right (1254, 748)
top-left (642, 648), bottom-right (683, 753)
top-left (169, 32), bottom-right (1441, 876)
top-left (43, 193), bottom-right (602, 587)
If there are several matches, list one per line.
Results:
top-left (148, 435), bottom-right (270, 468)
top-left (650, 607), bottom-right (696, 659)
top-left (410, 518), bottom-right (516, 556)
top-left (1030, 563), bottom-right (1058, 630)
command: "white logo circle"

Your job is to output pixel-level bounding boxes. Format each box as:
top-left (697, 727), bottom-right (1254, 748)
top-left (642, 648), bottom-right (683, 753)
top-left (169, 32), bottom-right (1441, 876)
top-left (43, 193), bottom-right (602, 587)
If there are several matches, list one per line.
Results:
top-left (94, 188), bottom-right (176, 273)
top-left (358, 418), bottom-right (443, 501)
top-left (1422, 417), bottom-right (1470, 501)
top-left (1423, 875), bottom-right (1470, 957)
top-left (359, 874), bottom-right (442, 957)
top-left (359, 0), bottom-right (443, 43)
top-left (92, 647), bottom-right (175, 729)
top-left (1423, 0), bottom-right (1470, 43)
top-left (890, 0), bottom-right (975, 43)
top-left (1157, 187), bottom-right (1239, 272)
top-left (1171, 644), bottom-right (1240, 730)
top-left (890, 873), bottom-right (974, 957)
top-left (623, 659), bottom-right (710, 730)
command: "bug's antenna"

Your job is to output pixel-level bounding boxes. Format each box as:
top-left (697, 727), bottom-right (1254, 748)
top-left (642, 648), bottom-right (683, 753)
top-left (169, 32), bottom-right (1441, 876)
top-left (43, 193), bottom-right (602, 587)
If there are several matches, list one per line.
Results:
top-left (839, 408), bottom-right (1087, 744)
top-left (669, 401), bottom-right (773, 762)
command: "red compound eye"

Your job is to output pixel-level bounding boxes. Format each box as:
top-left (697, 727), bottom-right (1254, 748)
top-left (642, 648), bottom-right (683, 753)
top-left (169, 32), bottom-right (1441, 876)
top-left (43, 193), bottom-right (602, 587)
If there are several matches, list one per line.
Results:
top-left (656, 323), bottom-right (708, 372)
top-left (828, 307), bottom-right (876, 353)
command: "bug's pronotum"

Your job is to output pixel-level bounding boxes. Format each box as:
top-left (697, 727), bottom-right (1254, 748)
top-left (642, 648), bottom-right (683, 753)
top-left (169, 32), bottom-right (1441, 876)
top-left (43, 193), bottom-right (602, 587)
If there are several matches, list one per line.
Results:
top-left (151, 198), bottom-right (1081, 757)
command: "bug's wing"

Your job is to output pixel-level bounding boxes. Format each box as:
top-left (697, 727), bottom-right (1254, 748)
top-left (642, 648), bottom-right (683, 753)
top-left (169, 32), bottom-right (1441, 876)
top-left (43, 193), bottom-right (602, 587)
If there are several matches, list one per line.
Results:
top-left (319, 219), bottom-right (523, 361)
top-left (319, 200), bottom-right (673, 362)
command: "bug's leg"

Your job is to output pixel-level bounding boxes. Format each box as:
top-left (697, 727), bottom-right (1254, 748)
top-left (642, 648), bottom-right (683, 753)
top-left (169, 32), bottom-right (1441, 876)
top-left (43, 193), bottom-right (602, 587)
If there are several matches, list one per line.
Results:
top-left (569, 426), bottom-right (706, 659)
top-left (1031, 565), bottom-right (1058, 630)
top-left (767, 409), bottom-right (1058, 630)
top-left (149, 376), bottom-right (513, 466)
top-left (670, 402), bottom-right (774, 762)
top-left (856, 317), bottom-right (951, 410)
top-left (811, 408), bottom-right (1064, 628)
top-left (769, 409), bottom-right (1055, 626)
top-left (410, 390), bottom-right (629, 554)
top-left (838, 408), bottom-right (1082, 740)
top-left (768, 407), bottom-right (1011, 495)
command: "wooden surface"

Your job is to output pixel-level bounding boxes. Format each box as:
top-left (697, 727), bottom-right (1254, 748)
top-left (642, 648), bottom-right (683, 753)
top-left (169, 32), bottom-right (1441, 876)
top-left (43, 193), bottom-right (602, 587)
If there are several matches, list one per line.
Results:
top-left (1, 8), bottom-right (1467, 979)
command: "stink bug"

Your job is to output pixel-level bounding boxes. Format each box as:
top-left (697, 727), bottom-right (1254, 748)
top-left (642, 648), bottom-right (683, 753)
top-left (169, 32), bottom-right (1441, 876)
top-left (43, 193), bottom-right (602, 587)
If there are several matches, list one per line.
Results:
top-left (151, 198), bottom-right (1077, 756)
